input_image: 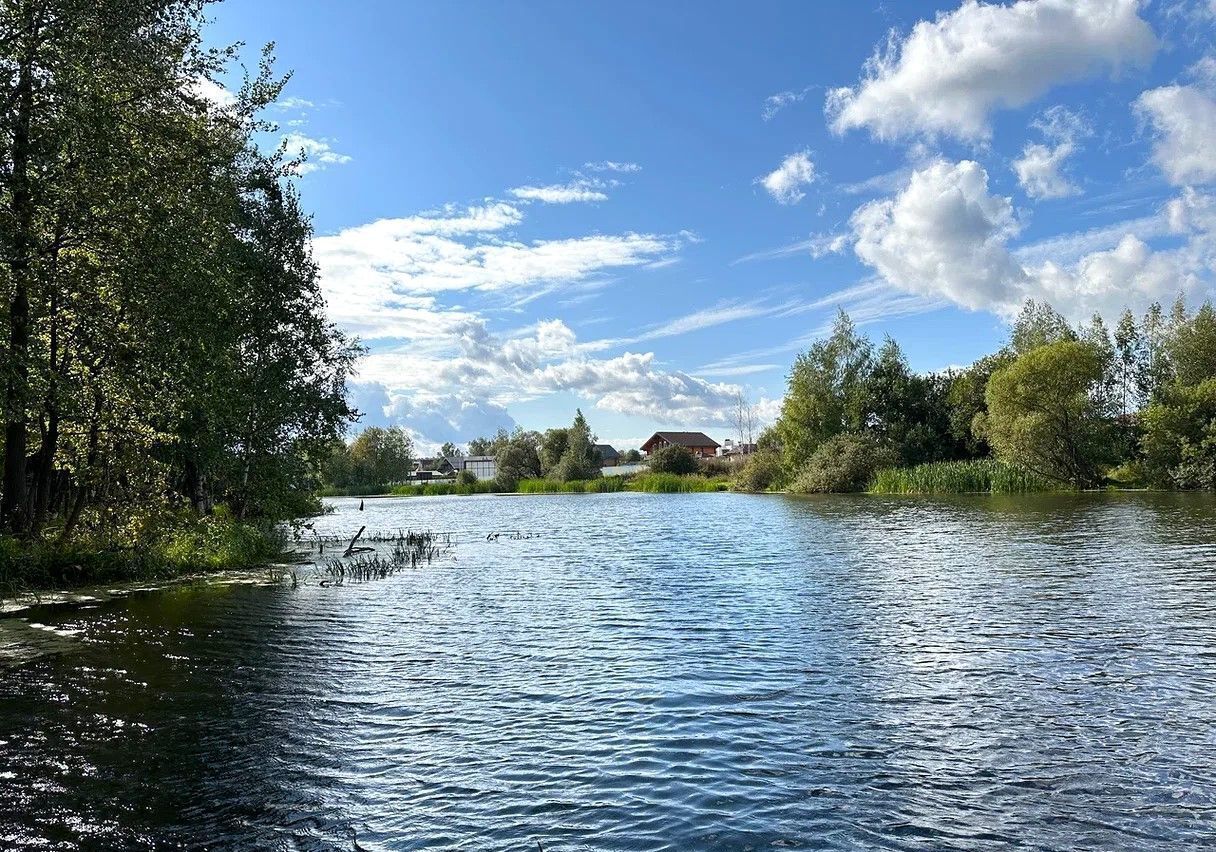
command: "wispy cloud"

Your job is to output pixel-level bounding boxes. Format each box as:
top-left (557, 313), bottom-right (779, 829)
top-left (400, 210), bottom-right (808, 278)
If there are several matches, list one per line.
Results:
top-left (761, 86), bottom-right (813, 121)
top-left (282, 133), bottom-right (352, 174)
top-left (509, 181), bottom-right (608, 204)
top-left (758, 150), bottom-right (817, 204)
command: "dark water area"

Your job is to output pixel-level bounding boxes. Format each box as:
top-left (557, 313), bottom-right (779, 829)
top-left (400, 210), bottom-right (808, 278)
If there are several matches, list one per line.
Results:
top-left (2, 492), bottom-right (1216, 850)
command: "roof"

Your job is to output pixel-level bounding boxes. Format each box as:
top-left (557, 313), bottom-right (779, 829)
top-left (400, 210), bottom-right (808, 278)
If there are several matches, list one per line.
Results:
top-left (594, 444), bottom-right (620, 459)
top-left (462, 455), bottom-right (496, 463)
top-left (642, 431), bottom-right (721, 449)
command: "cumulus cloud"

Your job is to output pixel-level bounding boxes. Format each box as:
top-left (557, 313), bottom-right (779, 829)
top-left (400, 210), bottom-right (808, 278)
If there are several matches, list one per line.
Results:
top-left (282, 133), bottom-right (353, 174)
top-left (759, 151), bottom-right (817, 204)
top-left (1013, 106), bottom-right (1091, 198)
top-left (847, 159), bottom-right (1215, 319)
top-left (827, 0), bottom-right (1156, 141)
top-left (509, 180), bottom-right (609, 204)
top-left (313, 202), bottom-right (678, 338)
top-left (355, 319), bottom-right (748, 436)
top-left (1135, 82), bottom-right (1216, 186)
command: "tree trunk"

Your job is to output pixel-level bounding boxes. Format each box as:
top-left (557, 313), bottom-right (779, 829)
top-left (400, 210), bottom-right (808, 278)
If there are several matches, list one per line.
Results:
top-left (1, 51), bottom-right (36, 536)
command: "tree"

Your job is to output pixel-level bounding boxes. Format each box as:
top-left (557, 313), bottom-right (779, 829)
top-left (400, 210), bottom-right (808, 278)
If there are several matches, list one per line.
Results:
top-left (439, 442), bottom-right (462, 459)
top-left (1010, 300), bottom-right (1075, 354)
top-left (620, 449), bottom-right (643, 463)
top-left (774, 309), bottom-right (872, 469)
top-left (983, 341), bottom-right (1113, 487)
top-left (1141, 379), bottom-right (1216, 490)
top-left (732, 392), bottom-right (757, 446)
top-left (1114, 309), bottom-right (1142, 417)
top-left (648, 445), bottom-right (698, 475)
top-left (538, 427), bottom-right (569, 475)
top-left (494, 431), bottom-right (542, 490)
top-left (552, 410), bottom-right (599, 481)
top-left (1166, 302), bottom-right (1216, 389)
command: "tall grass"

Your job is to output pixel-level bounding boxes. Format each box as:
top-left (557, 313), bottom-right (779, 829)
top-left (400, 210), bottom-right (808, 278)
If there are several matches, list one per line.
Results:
top-left (870, 459), bottom-right (1060, 494)
top-left (629, 473), bottom-right (730, 493)
top-left (517, 478), bottom-right (627, 493)
top-left (389, 481), bottom-right (502, 497)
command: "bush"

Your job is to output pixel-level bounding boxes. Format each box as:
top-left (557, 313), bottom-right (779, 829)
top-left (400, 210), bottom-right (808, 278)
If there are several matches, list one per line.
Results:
top-left (648, 445), bottom-right (699, 475)
top-left (734, 448), bottom-right (785, 492)
top-left (870, 458), bottom-right (1058, 494)
top-left (788, 434), bottom-right (899, 493)
top-left (454, 470), bottom-right (478, 486)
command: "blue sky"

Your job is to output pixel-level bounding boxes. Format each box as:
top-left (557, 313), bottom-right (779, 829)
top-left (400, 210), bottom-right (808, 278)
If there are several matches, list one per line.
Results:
top-left (204, 0), bottom-right (1216, 451)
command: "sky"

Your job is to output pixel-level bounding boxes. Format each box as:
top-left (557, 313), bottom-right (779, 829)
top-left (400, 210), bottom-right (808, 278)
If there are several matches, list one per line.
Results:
top-left (203, 0), bottom-right (1216, 452)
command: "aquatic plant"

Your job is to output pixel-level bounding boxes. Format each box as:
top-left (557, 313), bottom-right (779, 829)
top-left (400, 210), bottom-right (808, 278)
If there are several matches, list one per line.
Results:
top-left (320, 530), bottom-right (453, 584)
top-left (628, 473), bottom-right (730, 493)
top-left (870, 459), bottom-right (1060, 494)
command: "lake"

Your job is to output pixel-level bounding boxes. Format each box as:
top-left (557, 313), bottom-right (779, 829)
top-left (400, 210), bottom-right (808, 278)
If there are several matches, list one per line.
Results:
top-left (2, 492), bottom-right (1216, 850)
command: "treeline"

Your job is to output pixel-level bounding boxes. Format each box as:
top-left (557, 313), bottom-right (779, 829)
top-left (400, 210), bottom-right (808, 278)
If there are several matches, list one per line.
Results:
top-left (463, 409), bottom-right (602, 490)
top-left (322, 427), bottom-right (414, 492)
top-left (0, 1), bottom-right (356, 568)
top-left (740, 298), bottom-right (1216, 493)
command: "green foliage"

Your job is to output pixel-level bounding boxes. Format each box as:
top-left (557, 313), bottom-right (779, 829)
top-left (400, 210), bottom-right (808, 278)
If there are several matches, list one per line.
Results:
top-left (551, 409), bottom-right (601, 481)
top-left (647, 445), bottom-right (700, 475)
top-left (539, 428), bottom-right (570, 474)
top-left (774, 309), bottom-right (873, 468)
top-left (870, 459), bottom-right (1059, 494)
top-left (0, 512), bottom-right (285, 593)
top-left (390, 479), bottom-right (501, 497)
top-left (734, 448), bottom-right (786, 492)
top-left (620, 449), bottom-right (643, 463)
top-left (517, 478), bottom-right (628, 494)
top-left (788, 433), bottom-right (899, 494)
top-left (493, 431), bottom-right (543, 491)
top-left (629, 473), bottom-right (729, 493)
top-left (454, 470), bottom-right (478, 487)
top-left (1141, 378), bottom-right (1216, 489)
top-left (324, 427), bottom-right (414, 491)
top-left (984, 340), bottom-right (1114, 487)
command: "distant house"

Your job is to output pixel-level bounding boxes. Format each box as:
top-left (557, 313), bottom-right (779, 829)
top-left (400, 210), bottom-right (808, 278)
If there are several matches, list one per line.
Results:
top-left (640, 431), bottom-right (721, 459)
top-left (458, 455), bottom-right (497, 481)
top-left (595, 444), bottom-right (621, 466)
top-left (410, 457), bottom-right (457, 481)
top-left (719, 439), bottom-right (758, 458)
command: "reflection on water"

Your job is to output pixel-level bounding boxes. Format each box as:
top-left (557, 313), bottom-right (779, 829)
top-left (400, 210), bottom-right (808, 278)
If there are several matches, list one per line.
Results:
top-left (2, 492), bottom-right (1216, 850)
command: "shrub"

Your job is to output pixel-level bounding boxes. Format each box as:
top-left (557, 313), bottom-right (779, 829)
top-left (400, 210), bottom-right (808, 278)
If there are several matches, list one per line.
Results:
top-left (648, 445), bottom-right (699, 475)
top-left (734, 448), bottom-right (785, 492)
top-left (697, 455), bottom-right (734, 477)
top-left (454, 470), bottom-right (478, 486)
top-left (788, 433), bottom-right (899, 493)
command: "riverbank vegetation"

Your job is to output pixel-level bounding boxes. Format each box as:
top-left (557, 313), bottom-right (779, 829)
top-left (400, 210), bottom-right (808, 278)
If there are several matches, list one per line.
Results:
top-left (0, 2), bottom-right (357, 590)
top-left (740, 298), bottom-right (1216, 494)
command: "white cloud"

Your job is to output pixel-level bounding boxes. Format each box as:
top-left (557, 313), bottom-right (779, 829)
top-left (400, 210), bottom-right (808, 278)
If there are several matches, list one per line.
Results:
top-left (1135, 83), bottom-right (1216, 186)
top-left (190, 77), bottom-right (236, 109)
top-left (759, 151), bottom-right (817, 205)
top-left (508, 180), bottom-right (608, 204)
top-left (355, 319), bottom-right (749, 434)
top-left (845, 159), bottom-right (1216, 320)
top-left (313, 202), bottom-right (678, 339)
top-left (762, 87), bottom-right (811, 120)
top-left (1013, 106), bottom-right (1090, 198)
top-left (852, 160), bottom-right (1028, 311)
top-left (282, 133), bottom-right (352, 174)
top-left (827, 0), bottom-right (1156, 141)
top-left (583, 161), bottom-right (641, 173)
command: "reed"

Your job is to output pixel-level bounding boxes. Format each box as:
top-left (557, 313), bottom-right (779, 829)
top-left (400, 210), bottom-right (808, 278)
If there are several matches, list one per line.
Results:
top-left (628, 473), bottom-right (730, 493)
top-left (517, 478), bottom-right (627, 494)
top-left (870, 459), bottom-right (1060, 494)
top-left (320, 530), bottom-right (453, 584)
top-left (389, 481), bottom-right (502, 497)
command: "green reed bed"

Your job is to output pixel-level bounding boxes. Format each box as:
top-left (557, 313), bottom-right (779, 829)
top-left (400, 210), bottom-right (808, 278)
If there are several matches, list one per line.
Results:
top-left (628, 473), bottom-right (731, 493)
top-left (517, 478), bottom-right (628, 494)
top-left (870, 459), bottom-right (1060, 495)
top-left (389, 481), bottom-right (503, 497)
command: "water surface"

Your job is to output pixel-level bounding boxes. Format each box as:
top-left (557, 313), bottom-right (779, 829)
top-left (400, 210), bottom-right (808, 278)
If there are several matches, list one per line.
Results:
top-left (2, 492), bottom-right (1216, 850)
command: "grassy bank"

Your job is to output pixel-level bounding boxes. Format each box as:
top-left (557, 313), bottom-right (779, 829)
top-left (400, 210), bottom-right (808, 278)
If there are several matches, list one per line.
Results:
top-left (0, 515), bottom-right (288, 596)
top-left (517, 478), bottom-right (628, 493)
top-left (870, 459), bottom-right (1060, 494)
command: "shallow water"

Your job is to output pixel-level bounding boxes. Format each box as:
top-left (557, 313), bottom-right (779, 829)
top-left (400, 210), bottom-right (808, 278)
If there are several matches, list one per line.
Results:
top-left (2, 492), bottom-right (1216, 850)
